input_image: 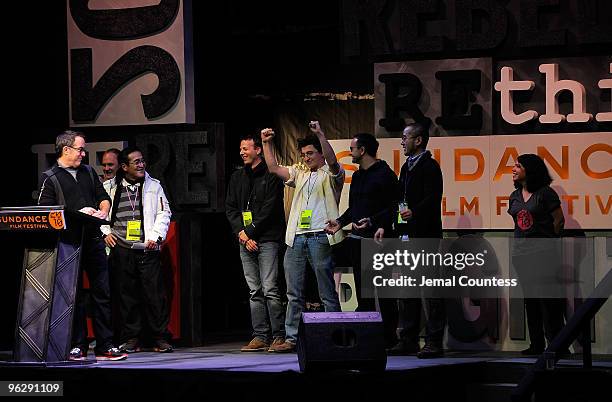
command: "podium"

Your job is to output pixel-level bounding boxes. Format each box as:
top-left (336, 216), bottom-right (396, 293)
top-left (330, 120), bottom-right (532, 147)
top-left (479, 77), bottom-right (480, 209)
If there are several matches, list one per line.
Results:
top-left (0, 206), bottom-right (107, 363)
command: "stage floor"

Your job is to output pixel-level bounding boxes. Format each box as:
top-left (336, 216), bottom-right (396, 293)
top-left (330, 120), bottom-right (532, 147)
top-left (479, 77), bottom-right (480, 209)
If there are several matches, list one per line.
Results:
top-left (5, 342), bottom-right (611, 370)
top-left (1, 343), bottom-right (611, 402)
top-left (68, 342), bottom-right (612, 371)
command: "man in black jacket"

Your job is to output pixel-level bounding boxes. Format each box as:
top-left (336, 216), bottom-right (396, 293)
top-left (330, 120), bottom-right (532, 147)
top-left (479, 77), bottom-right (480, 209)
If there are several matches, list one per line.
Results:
top-left (390, 120), bottom-right (446, 358)
top-left (38, 130), bottom-right (127, 361)
top-left (226, 134), bottom-right (286, 352)
top-left (325, 133), bottom-right (399, 347)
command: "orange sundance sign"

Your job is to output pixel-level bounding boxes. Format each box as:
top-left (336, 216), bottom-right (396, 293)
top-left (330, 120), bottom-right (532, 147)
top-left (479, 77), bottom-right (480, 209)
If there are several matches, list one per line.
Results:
top-left (0, 210), bottom-right (66, 231)
top-left (332, 132), bottom-right (612, 230)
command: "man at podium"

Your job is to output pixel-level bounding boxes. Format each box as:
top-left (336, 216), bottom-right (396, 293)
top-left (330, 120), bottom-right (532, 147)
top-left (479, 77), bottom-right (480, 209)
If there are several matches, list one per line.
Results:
top-left (38, 130), bottom-right (127, 361)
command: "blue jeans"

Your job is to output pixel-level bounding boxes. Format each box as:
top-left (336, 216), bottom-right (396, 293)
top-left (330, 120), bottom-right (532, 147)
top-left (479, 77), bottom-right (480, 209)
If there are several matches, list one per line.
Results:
top-left (239, 242), bottom-right (285, 341)
top-left (284, 232), bottom-right (341, 343)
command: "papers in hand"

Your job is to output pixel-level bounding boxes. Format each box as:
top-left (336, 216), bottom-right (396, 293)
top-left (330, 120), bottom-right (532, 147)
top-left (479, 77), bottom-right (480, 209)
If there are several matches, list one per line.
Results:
top-left (78, 207), bottom-right (96, 215)
top-left (130, 242), bottom-right (160, 251)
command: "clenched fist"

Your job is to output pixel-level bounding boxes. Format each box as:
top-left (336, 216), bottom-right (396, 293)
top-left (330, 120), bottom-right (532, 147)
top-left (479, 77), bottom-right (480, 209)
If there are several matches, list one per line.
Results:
top-left (261, 128), bottom-right (275, 143)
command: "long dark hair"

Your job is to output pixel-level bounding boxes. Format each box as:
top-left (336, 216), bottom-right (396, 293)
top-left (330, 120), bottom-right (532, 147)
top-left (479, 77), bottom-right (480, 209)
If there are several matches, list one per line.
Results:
top-left (514, 153), bottom-right (553, 192)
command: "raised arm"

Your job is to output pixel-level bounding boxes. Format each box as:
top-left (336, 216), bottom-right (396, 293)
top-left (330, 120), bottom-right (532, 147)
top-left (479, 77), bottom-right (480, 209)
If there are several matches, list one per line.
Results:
top-left (261, 128), bottom-right (290, 182)
top-left (309, 121), bottom-right (339, 175)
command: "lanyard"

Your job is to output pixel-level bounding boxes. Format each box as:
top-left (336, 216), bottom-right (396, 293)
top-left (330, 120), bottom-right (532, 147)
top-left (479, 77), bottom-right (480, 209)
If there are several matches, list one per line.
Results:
top-left (303, 171), bottom-right (319, 209)
top-left (402, 152), bottom-right (425, 201)
top-left (126, 184), bottom-right (140, 220)
top-left (245, 185), bottom-right (256, 210)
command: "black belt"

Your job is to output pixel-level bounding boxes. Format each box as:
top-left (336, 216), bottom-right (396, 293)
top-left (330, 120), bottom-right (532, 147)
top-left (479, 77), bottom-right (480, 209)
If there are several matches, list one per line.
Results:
top-left (297, 231), bottom-right (325, 237)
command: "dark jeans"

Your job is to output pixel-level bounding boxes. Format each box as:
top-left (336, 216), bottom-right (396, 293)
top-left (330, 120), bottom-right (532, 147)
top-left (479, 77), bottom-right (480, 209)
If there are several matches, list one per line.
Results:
top-left (340, 236), bottom-right (399, 347)
top-left (513, 253), bottom-right (565, 349)
top-left (524, 298), bottom-right (566, 349)
top-left (111, 246), bottom-right (170, 342)
top-left (72, 236), bottom-right (114, 352)
top-left (397, 297), bottom-right (446, 347)
top-left (396, 236), bottom-right (446, 347)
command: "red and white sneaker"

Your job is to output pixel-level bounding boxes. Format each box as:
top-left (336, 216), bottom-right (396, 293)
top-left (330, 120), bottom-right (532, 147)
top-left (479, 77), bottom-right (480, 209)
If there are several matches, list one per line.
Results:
top-left (69, 347), bottom-right (87, 361)
top-left (95, 347), bottom-right (128, 361)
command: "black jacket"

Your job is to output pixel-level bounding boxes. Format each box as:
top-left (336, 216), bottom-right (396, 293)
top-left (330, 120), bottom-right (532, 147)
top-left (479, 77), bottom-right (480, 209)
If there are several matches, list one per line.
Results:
top-left (38, 163), bottom-right (111, 240)
top-left (39, 164), bottom-right (110, 211)
top-left (337, 160), bottom-right (398, 238)
top-left (225, 161), bottom-right (286, 243)
top-left (396, 151), bottom-right (443, 238)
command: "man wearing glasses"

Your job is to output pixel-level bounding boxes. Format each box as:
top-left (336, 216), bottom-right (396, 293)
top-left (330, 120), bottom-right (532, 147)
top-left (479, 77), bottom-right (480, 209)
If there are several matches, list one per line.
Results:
top-left (390, 119), bottom-right (446, 358)
top-left (261, 121), bottom-right (344, 353)
top-left (101, 146), bottom-right (173, 354)
top-left (38, 130), bottom-right (127, 361)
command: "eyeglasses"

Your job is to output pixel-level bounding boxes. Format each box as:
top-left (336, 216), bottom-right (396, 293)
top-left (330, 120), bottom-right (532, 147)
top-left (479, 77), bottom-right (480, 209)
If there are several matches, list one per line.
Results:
top-left (129, 158), bottom-right (146, 166)
top-left (67, 146), bottom-right (86, 154)
top-left (300, 151), bottom-right (317, 159)
top-left (349, 146), bottom-right (362, 151)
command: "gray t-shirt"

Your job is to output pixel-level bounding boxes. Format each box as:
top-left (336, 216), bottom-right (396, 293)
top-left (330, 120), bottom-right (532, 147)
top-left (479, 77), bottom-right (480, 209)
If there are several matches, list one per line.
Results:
top-left (508, 186), bottom-right (561, 256)
top-left (57, 161), bottom-right (78, 180)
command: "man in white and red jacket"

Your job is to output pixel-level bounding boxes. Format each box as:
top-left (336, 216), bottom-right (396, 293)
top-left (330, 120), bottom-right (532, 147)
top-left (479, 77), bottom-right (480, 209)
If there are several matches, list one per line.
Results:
top-left (101, 146), bottom-right (172, 354)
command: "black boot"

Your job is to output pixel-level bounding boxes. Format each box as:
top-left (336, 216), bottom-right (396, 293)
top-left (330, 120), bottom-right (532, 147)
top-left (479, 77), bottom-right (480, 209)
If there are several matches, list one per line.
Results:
top-left (417, 343), bottom-right (444, 359)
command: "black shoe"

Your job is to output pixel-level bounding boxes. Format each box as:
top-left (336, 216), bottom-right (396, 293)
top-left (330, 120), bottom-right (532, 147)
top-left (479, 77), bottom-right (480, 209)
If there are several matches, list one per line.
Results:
top-left (119, 338), bottom-right (141, 353)
top-left (154, 339), bottom-right (173, 353)
top-left (387, 341), bottom-right (420, 356)
top-left (521, 345), bottom-right (544, 356)
top-left (417, 344), bottom-right (444, 359)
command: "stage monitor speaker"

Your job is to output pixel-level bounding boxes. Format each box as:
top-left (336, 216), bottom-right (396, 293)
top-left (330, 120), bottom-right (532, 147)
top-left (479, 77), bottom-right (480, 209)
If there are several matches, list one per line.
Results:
top-left (297, 312), bottom-right (387, 373)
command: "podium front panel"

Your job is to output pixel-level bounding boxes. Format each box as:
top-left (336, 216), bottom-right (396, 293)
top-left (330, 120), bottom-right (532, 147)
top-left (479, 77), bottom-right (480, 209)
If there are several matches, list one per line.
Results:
top-left (46, 241), bottom-right (81, 361)
top-left (15, 248), bottom-right (57, 362)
